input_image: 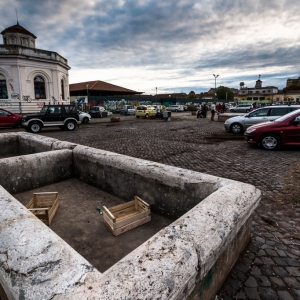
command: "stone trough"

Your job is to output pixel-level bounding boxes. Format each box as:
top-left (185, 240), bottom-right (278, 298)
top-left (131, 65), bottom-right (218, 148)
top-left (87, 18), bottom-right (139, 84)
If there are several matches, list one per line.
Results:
top-left (0, 132), bottom-right (261, 300)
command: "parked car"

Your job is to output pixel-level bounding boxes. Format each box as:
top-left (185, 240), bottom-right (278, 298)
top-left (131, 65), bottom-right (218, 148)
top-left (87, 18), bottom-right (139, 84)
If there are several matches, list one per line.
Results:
top-left (120, 105), bottom-right (135, 115)
top-left (22, 105), bottom-right (80, 133)
top-left (0, 108), bottom-right (22, 128)
top-left (229, 104), bottom-right (252, 113)
top-left (136, 105), bottom-right (156, 118)
top-left (244, 109), bottom-right (300, 150)
top-left (89, 106), bottom-right (108, 118)
top-left (166, 105), bottom-right (184, 112)
top-left (78, 111), bottom-right (91, 124)
top-left (224, 105), bottom-right (300, 134)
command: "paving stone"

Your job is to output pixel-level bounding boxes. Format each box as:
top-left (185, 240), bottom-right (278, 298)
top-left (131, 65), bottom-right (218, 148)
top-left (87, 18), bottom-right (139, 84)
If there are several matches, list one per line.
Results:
top-left (286, 267), bottom-right (300, 276)
top-left (258, 287), bottom-right (278, 300)
top-left (261, 266), bottom-right (275, 276)
top-left (277, 249), bottom-right (287, 257)
top-left (257, 275), bottom-right (271, 287)
top-left (251, 265), bottom-right (262, 276)
top-left (244, 287), bottom-right (260, 299)
top-left (235, 290), bottom-right (246, 299)
top-left (256, 236), bottom-right (266, 244)
top-left (253, 258), bottom-right (264, 265)
top-left (290, 289), bottom-right (300, 300)
top-left (290, 248), bottom-right (300, 256)
top-left (235, 263), bottom-right (250, 273)
top-left (286, 252), bottom-right (298, 259)
top-left (283, 277), bottom-right (300, 289)
top-left (273, 266), bottom-right (289, 277)
top-left (261, 244), bottom-right (274, 250)
top-left (277, 290), bottom-right (294, 300)
top-left (265, 249), bottom-right (278, 257)
top-left (273, 257), bottom-right (288, 266)
top-left (282, 239), bottom-right (293, 245)
top-left (261, 257), bottom-right (275, 266)
top-left (258, 249), bottom-right (266, 256)
top-left (245, 276), bottom-right (258, 288)
top-left (227, 277), bottom-right (242, 290)
top-left (265, 240), bottom-right (276, 246)
top-left (284, 257), bottom-right (300, 267)
top-left (269, 276), bottom-right (286, 288)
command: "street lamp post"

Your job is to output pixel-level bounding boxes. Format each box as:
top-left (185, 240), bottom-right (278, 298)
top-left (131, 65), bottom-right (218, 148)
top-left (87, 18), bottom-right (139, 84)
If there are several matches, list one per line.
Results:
top-left (213, 74), bottom-right (219, 102)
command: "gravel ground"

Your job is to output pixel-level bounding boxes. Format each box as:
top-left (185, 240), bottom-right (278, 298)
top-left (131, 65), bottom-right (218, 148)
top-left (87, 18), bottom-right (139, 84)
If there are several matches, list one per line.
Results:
top-left (3, 112), bottom-right (300, 299)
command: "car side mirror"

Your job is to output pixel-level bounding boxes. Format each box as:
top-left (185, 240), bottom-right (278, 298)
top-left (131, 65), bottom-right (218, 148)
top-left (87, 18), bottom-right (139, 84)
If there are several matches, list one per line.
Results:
top-left (289, 119), bottom-right (300, 125)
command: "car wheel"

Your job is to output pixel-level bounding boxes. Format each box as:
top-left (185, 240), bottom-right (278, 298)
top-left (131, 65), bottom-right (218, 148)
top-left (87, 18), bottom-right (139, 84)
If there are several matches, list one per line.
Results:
top-left (82, 117), bottom-right (89, 124)
top-left (260, 134), bottom-right (280, 150)
top-left (14, 119), bottom-right (22, 128)
top-left (175, 109), bottom-right (178, 112)
top-left (230, 123), bottom-right (244, 134)
top-left (246, 109), bottom-right (249, 113)
top-left (65, 120), bottom-right (76, 131)
top-left (29, 122), bottom-right (42, 133)
top-left (145, 114), bottom-right (149, 119)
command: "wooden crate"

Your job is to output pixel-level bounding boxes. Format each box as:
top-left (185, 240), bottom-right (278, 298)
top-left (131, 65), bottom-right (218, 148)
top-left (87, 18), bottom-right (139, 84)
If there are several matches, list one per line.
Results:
top-left (26, 192), bottom-right (59, 226)
top-left (103, 196), bottom-right (151, 236)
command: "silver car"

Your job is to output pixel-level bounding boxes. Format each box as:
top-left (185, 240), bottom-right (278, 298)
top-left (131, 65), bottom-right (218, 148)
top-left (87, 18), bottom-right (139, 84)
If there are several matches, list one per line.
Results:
top-left (224, 105), bottom-right (300, 133)
top-left (229, 104), bottom-right (252, 113)
top-left (120, 105), bottom-right (135, 115)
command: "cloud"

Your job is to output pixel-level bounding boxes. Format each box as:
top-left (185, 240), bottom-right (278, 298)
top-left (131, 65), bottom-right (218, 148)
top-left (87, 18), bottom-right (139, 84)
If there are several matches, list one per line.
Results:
top-left (1, 0), bottom-right (300, 93)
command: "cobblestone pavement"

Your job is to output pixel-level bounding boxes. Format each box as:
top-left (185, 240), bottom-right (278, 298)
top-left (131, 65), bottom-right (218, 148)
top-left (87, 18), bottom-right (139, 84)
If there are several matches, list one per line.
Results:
top-left (28, 114), bottom-right (300, 299)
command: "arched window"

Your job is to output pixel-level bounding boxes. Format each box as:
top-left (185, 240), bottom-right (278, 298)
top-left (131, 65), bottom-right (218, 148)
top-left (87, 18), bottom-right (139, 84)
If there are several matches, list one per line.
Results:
top-left (61, 79), bottom-right (65, 100)
top-left (0, 75), bottom-right (8, 99)
top-left (34, 76), bottom-right (46, 99)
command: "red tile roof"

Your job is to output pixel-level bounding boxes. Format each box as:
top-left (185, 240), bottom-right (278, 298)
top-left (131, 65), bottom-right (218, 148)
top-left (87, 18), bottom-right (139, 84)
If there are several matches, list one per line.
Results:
top-left (69, 80), bottom-right (141, 94)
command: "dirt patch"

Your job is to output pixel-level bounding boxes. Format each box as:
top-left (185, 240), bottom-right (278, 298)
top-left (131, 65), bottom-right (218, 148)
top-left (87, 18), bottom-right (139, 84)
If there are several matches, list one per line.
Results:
top-left (13, 178), bottom-right (173, 273)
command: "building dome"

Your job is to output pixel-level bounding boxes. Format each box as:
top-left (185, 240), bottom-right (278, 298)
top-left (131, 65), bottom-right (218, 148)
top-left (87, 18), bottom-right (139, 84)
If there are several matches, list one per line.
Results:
top-left (1, 23), bottom-right (36, 48)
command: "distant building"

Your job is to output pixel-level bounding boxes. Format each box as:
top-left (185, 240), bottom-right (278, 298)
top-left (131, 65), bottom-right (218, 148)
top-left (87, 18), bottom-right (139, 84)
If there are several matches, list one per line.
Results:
top-left (0, 22), bottom-right (70, 113)
top-left (286, 76), bottom-right (300, 87)
top-left (237, 76), bottom-right (278, 103)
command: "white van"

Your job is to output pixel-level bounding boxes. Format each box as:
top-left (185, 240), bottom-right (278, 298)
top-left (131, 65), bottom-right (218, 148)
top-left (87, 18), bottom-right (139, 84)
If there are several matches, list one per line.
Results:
top-left (166, 105), bottom-right (184, 112)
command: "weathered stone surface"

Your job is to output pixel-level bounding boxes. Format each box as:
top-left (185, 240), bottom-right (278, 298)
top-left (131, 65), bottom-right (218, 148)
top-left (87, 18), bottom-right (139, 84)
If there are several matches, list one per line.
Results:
top-left (0, 133), bottom-right (261, 300)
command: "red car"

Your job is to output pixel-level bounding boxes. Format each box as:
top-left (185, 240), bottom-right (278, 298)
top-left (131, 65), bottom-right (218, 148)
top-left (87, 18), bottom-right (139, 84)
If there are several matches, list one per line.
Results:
top-left (0, 108), bottom-right (22, 128)
top-left (244, 109), bottom-right (300, 150)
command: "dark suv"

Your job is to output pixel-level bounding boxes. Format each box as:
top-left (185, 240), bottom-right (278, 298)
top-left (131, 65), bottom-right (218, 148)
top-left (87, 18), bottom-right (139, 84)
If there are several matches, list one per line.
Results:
top-left (22, 105), bottom-right (80, 133)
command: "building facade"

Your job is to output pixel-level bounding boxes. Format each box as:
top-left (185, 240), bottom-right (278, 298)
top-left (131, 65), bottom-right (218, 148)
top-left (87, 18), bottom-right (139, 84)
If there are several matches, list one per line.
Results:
top-left (237, 77), bottom-right (278, 103)
top-left (0, 23), bottom-right (70, 113)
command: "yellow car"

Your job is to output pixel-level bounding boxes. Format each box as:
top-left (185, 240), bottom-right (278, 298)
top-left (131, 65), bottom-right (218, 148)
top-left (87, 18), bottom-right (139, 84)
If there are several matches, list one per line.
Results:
top-left (136, 105), bottom-right (156, 118)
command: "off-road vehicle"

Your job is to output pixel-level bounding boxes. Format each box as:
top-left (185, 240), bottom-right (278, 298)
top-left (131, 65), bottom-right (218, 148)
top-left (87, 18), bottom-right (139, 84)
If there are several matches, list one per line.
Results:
top-left (22, 104), bottom-right (81, 133)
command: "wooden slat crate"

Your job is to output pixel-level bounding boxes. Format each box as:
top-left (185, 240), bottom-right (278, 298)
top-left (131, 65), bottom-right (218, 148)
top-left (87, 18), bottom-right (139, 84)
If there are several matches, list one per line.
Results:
top-left (26, 192), bottom-right (59, 226)
top-left (103, 196), bottom-right (151, 236)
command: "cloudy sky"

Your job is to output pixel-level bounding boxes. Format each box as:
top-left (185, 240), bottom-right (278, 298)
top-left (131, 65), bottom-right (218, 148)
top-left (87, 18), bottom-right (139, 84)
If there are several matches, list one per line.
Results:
top-left (1, 0), bottom-right (300, 94)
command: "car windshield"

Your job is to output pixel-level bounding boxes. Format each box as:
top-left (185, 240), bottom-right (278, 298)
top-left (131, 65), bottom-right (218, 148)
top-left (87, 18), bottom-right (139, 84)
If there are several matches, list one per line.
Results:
top-left (274, 109), bottom-right (300, 122)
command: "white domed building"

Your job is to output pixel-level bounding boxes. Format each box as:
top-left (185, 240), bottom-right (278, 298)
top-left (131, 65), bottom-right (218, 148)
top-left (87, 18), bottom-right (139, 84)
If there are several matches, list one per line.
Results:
top-left (0, 22), bottom-right (70, 113)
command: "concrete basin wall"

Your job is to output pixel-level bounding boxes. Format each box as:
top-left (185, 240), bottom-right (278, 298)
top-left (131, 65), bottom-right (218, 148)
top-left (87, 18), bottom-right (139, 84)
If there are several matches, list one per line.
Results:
top-left (0, 150), bottom-right (74, 194)
top-left (73, 145), bottom-right (219, 219)
top-left (0, 133), bottom-right (261, 300)
top-left (0, 133), bottom-right (18, 156)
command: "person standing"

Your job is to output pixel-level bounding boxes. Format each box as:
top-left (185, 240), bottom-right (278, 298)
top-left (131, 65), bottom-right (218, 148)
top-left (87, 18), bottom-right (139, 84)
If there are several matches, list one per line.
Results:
top-left (210, 102), bottom-right (216, 121)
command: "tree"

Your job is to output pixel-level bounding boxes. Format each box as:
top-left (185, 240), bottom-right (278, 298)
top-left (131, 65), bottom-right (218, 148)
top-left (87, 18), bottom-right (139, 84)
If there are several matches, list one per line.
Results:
top-left (216, 86), bottom-right (234, 100)
top-left (187, 91), bottom-right (196, 99)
